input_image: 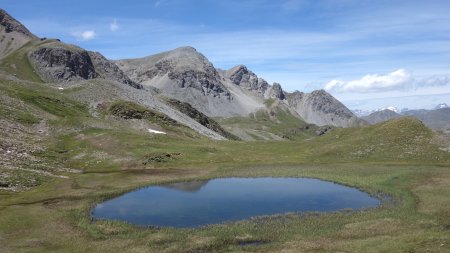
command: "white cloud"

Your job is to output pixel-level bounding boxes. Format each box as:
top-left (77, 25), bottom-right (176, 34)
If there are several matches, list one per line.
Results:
top-left (324, 69), bottom-right (413, 93)
top-left (110, 19), bottom-right (119, 32)
top-left (71, 30), bottom-right (96, 41)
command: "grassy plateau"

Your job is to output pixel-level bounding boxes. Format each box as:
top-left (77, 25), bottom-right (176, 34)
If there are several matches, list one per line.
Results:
top-left (0, 76), bottom-right (450, 253)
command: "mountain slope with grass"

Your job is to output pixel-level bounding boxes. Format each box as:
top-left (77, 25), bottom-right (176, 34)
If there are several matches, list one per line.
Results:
top-left (0, 8), bottom-right (37, 59)
top-left (403, 108), bottom-right (450, 132)
top-left (116, 48), bottom-right (363, 127)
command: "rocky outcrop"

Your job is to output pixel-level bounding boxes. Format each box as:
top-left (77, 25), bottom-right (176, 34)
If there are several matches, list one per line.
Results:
top-left (264, 83), bottom-right (285, 100)
top-left (0, 9), bottom-right (35, 36)
top-left (226, 65), bottom-right (269, 95)
top-left (117, 47), bottom-right (229, 99)
top-left (88, 51), bottom-right (142, 89)
top-left (28, 44), bottom-right (142, 89)
top-left (362, 109), bottom-right (401, 124)
top-left (287, 90), bottom-right (366, 127)
top-left (0, 8), bottom-right (37, 58)
top-left (29, 46), bottom-right (97, 83)
top-left (166, 98), bottom-right (239, 140)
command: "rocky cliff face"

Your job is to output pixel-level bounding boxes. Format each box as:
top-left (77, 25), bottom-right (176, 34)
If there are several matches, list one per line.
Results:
top-left (117, 46), bottom-right (229, 98)
top-left (29, 46), bottom-right (98, 82)
top-left (225, 65), bottom-right (269, 95)
top-left (0, 8), bottom-right (37, 58)
top-left (116, 47), bottom-right (266, 117)
top-left (28, 42), bottom-right (142, 88)
top-left (287, 90), bottom-right (365, 127)
top-left (88, 51), bottom-right (142, 89)
top-left (265, 83), bottom-right (285, 100)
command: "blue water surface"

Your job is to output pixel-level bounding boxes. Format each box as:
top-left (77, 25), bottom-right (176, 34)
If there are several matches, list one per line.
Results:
top-left (92, 178), bottom-right (380, 228)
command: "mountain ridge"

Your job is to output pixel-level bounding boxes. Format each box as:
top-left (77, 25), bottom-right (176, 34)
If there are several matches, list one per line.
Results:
top-left (117, 46), bottom-right (365, 127)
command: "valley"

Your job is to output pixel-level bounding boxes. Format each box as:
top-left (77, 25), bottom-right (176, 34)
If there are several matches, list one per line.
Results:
top-left (1, 7), bottom-right (450, 253)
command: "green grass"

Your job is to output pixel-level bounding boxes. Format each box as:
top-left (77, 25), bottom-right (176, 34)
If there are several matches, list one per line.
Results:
top-left (218, 106), bottom-right (319, 140)
top-left (0, 41), bottom-right (44, 82)
top-left (1, 77), bottom-right (450, 252)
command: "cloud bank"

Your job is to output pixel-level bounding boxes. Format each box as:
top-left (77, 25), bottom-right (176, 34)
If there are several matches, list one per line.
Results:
top-left (324, 69), bottom-right (450, 94)
top-left (325, 69), bottom-right (412, 93)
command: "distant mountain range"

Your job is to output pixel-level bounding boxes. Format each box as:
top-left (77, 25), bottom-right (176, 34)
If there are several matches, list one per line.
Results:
top-left (361, 106), bottom-right (450, 132)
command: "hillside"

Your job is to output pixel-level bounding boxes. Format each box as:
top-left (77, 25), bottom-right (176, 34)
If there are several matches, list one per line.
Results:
top-left (403, 108), bottom-right (450, 132)
top-left (0, 8), bottom-right (37, 58)
top-left (116, 47), bottom-right (364, 127)
top-left (362, 109), bottom-right (402, 124)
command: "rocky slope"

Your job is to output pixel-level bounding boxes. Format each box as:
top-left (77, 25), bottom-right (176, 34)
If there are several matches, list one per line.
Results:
top-left (116, 47), bottom-right (267, 117)
top-left (225, 64), bottom-right (269, 95)
top-left (0, 8), bottom-right (37, 58)
top-left (27, 41), bottom-right (142, 88)
top-left (362, 109), bottom-right (402, 124)
top-left (2, 8), bottom-right (364, 133)
top-left (287, 90), bottom-right (366, 127)
top-left (117, 48), bottom-right (362, 127)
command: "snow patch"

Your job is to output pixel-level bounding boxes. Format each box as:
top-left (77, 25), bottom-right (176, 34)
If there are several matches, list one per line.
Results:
top-left (148, 128), bottom-right (166, 134)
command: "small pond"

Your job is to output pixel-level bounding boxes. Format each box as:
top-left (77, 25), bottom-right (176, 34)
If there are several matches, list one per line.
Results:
top-left (92, 178), bottom-right (380, 228)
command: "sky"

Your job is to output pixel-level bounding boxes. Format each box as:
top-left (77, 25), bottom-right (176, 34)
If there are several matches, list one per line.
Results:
top-left (3, 0), bottom-right (450, 110)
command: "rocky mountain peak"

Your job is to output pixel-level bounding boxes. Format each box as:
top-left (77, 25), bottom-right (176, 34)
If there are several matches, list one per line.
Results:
top-left (265, 82), bottom-right (285, 100)
top-left (287, 89), bottom-right (365, 127)
top-left (0, 9), bottom-right (38, 58)
top-left (0, 9), bottom-right (36, 38)
top-left (225, 64), bottom-right (269, 95)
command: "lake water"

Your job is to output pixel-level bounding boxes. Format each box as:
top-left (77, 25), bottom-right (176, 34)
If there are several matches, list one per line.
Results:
top-left (92, 177), bottom-right (380, 228)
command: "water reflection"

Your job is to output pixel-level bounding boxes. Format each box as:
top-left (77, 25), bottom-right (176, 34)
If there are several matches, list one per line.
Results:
top-left (92, 177), bottom-right (380, 228)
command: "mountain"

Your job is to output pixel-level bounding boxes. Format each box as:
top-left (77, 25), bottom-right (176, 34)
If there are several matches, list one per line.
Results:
top-left (287, 90), bottom-right (366, 127)
top-left (117, 48), bottom-right (363, 128)
top-left (0, 9), bottom-right (37, 58)
top-left (362, 109), bottom-right (402, 124)
top-left (435, 103), bottom-right (448, 109)
top-left (116, 47), bottom-right (266, 118)
top-left (403, 108), bottom-right (450, 131)
top-left (0, 9), bottom-right (228, 140)
top-left (1, 7), bottom-right (364, 144)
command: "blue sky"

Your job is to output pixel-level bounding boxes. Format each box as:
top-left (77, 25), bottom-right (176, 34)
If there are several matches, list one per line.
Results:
top-left (3, 0), bottom-right (450, 110)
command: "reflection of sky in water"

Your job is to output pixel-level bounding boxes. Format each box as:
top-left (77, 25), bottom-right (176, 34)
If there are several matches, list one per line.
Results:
top-left (92, 178), bottom-right (380, 228)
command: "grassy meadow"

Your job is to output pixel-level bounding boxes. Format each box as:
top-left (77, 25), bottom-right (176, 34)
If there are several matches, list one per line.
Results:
top-left (0, 77), bottom-right (450, 252)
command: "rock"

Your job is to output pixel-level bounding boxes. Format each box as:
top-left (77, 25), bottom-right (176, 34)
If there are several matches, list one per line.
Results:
top-left (0, 9), bottom-right (35, 36)
top-left (0, 8), bottom-right (37, 58)
top-left (88, 51), bottom-right (142, 89)
top-left (287, 90), bottom-right (366, 128)
top-left (226, 65), bottom-right (269, 94)
top-left (28, 44), bottom-right (142, 89)
top-left (29, 46), bottom-right (97, 82)
top-left (264, 83), bottom-right (285, 100)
